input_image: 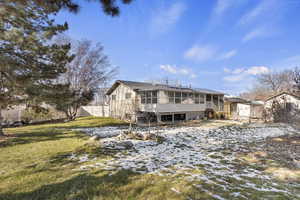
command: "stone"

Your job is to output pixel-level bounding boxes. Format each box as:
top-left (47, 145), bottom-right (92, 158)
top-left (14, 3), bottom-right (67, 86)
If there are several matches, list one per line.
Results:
top-left (119, 141), bottom-right (134, 149)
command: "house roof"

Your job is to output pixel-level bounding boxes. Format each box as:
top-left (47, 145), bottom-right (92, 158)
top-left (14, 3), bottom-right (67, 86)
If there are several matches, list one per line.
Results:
top-left (106, 80), bottom-right (225, 95)
top-left (224, 97), bottom-right (264, 105)
top-left (265, 91), bottom-right (300, 101)
top-left (224, 97), bottom-right (250, 104)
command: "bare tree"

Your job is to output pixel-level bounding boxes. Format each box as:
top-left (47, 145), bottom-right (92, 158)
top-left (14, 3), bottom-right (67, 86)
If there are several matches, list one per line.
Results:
top-left (257, 70), bottom-right (294, 93)
top-left (51, 37), bottom-right (118, 120)
top-left (293, 67), bottom-right (300, 91)
top-left (240, 68), bottom-right (297, 102)
top-left (240, 84), bottom-right (271, 101)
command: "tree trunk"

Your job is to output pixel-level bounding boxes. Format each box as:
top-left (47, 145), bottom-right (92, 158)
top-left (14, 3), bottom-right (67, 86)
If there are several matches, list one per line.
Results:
top-left (65, 106), bottom-right (78, 121)
top-left (0, 109), bottom-right (4, 136)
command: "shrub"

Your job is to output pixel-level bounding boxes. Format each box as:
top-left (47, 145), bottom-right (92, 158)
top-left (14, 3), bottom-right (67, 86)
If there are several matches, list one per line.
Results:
top-left (21, 108), bottom-right (54, 123)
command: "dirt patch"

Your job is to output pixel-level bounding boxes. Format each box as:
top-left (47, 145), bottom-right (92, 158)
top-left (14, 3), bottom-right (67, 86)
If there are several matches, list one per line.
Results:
top-left (242, 135), bottom-right (300, 169)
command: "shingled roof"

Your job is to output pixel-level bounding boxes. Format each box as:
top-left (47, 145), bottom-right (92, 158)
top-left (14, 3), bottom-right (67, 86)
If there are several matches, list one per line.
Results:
top-left (106, 80), bottom-right (224, 95)
top-left (265, 91), bottom-right (300, 101)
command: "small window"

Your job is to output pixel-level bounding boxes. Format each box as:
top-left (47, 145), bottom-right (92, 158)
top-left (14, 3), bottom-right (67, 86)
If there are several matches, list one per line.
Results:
top-left (125, 93), bottom-right (131, 99)
top-left (146, 97), bottom-right (152, 104)
top-left (152, 98), bottom-right (157, 104)
top-left (146, 91), bottom-right (151, 97)
top-left (175, 92), bottom-right (181, 104)
top-left (182, 93), bottom-right (188, 102)
top-left (194, 94), bottom-right (199, 104)
top-left (168, 91), bottom-right (175, 103)
top-left (140, 92), bottom-right (146, 104)
top-left (161, 115), bottom-right (172, 122)
top-left (213, 95), bottom-right (219, 106)
top-left (206, 94), bottom-right (212, 102)
top-left (220, 97), bottom-right (224, 103)
top-left (152, 91), bottom-right (157, 97)
top-left (112, 95), bottom-right (116, 100)
top-left (174, 114), bottom-right (186, 121)
top-left (200, 94), bottom-right (205, 104)
top-left (152, 91), bottom-right (158, 104)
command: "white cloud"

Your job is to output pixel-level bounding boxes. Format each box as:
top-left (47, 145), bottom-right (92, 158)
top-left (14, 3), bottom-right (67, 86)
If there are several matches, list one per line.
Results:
top-left (213, 0), bottom-right (235, 16)
top-left (160, 64), bottom-right (197, 78)
top-left (184, 45), bottom-right (217, 62)
top-left (223, 66), bottom-right (269, 82)
top-left (239, 0), bottom-right (277, 25)
top-left (242, 27), bottom-right (268, 42)
top-left (149, 2), bottom-right (186, 36)
top-left (218, 49), bottom-right (237, 60)
top-left (245, 66), bottom-right (269, 75)
top-left (160, 64), bottom-right (177, 74)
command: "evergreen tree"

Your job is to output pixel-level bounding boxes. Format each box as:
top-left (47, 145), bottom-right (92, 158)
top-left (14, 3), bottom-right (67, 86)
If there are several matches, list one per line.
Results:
top-left (7, 0), bottom-right (133, 16)
top-left (0, 1), bottom-right (73, 135)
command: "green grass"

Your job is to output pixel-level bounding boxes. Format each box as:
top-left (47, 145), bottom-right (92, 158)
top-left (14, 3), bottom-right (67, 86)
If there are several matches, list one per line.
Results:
top-left (0, 117), bottom-right (299, 200)
top-left (0, 117), bottom-right (196, 200)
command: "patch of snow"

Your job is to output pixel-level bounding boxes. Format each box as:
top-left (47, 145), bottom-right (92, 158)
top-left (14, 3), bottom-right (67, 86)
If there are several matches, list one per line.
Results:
top-left (68, 153), bottom-right (90, 163)
top-left (76, 124), bottom-right (299, 198)
top-left (75, 126), bottom-right (127, 138)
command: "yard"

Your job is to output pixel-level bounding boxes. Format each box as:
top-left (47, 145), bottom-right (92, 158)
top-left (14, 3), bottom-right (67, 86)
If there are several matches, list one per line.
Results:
top-left (0, 117), bottom-right (299, 200)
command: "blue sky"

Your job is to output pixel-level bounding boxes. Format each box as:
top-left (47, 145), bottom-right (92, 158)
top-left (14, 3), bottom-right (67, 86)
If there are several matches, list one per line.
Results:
top-left (55, 0), bottom-right (300, 95)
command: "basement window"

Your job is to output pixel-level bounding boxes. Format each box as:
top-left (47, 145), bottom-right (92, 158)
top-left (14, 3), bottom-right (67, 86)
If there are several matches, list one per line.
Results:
top-left (161, 115), bottom-right (172, 122)
top-left (174, 114), bottom-right (186, 121)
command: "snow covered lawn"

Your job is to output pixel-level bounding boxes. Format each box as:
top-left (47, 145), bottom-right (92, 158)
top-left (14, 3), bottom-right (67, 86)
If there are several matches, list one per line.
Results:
top-left (74, 123), bottom-right (300, 199)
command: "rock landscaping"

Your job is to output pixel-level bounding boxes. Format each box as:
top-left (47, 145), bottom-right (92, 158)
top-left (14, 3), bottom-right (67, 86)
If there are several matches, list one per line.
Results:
top-left (74, 124), bottom-right (300, 199)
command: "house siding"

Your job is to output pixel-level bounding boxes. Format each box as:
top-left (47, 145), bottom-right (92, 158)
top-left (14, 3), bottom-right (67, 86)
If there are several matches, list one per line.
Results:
top-left (107, 81), bottom-right (225, 122)
top-left (109, 83), bottom-right (137, 120)
top-left (265, 93), bottom-right (300, 109)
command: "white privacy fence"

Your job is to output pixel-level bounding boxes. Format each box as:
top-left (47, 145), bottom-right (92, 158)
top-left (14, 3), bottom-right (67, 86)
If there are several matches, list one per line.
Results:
top-left (78, 105), bottom-right (109, 117)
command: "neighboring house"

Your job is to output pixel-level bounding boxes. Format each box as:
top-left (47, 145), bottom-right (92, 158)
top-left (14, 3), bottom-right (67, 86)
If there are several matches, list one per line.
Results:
top-left (106, 80), bottom-right (225, 123)
top-left (264, 92), bottom-right (300, 111)
top-left (224, 97), bottom-right (264, 120)
top-left (264, 92), bottom-right (300, 122)
top-left (224, 97), bottom-right (250, 120)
